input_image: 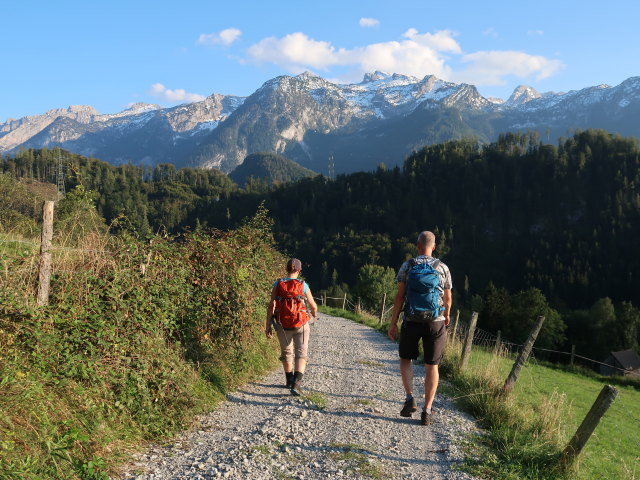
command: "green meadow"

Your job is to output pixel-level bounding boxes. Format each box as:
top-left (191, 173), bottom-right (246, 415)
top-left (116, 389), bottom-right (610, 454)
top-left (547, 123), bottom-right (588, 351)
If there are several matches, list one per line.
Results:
top-left (459, 346), bottom-right (639, 480)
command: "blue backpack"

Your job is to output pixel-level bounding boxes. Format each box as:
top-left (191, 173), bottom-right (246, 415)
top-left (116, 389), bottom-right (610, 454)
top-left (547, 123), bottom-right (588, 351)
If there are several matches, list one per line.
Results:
top-left (405, 258), bottom-right (443, 320)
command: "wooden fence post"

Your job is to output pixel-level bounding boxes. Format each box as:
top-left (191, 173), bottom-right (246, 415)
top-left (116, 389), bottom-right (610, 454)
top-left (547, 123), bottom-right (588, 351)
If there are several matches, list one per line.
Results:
top-left (570, 345), bottom-right (576, 367)
top-left (459, 312), bottom-right (478, 371)
top-left (451, 309), bottom-right (460, 341)
top-left (493, 330), bottom-right (502, 356)
top-left (502, 316), bottom-right (545, 393)
top-left (140, 250), bottom-right (153, 277)
top-left (342, 292), bottom-right (347, 310)
top-left (559, 385), bottom-right (618, 468)
top-left (379, 292), bottom-right (387, 324)
top-left (36, 201), bottom-right (54, 306)
top-left (322, 294), bottom-right (326, 307)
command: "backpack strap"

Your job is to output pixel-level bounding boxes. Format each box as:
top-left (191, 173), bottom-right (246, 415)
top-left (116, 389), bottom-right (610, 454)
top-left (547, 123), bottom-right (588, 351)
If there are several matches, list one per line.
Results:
top-left (275, 278), bottom-right (306, 300)
top-left (408, 257), bottom-right (440, 269)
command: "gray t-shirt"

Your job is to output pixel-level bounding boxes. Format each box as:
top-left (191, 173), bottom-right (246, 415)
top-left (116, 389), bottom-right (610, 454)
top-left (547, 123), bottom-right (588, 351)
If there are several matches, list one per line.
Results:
top-left (396, 255), bottom-right (452, 321)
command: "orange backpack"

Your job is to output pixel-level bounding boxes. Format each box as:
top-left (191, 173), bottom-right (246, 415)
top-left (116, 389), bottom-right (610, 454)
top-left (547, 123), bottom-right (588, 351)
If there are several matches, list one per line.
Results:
top-left (274, 279), bottom-right (309, 328)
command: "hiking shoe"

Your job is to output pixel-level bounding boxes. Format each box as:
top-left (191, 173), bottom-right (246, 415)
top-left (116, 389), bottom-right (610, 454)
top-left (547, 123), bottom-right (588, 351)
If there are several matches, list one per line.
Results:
top-left (290, 382), bottom-right (304, 396)
top-left (420, 408), bottom-right (434, 426)
top-left (285, 378), bottom-right (295, 389)
top-left (400, 397), bottom-right (417, 417)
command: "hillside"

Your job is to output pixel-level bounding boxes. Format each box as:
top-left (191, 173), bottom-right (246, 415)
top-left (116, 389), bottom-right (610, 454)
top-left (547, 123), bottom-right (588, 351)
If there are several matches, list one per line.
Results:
top-left (193, 129), bottom-right (640, 361)
top-left (229, 152), bottom-right (318, 186)
top-left (0, 147), bottom-right (238, 236)
top-left (2, 130), bottom-right (639, 361)
top-left (0, 199), bottom-right (284, 479)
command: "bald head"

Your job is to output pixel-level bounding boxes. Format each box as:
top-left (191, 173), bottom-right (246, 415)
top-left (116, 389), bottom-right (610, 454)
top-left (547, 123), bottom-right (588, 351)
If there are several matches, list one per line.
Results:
top-left (417, 231), bottom-right (436, 254)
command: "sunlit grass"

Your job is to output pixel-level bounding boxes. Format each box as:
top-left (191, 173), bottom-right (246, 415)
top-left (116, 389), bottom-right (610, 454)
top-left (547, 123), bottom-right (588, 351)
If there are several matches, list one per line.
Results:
top-left (445, 342), bottom-right (640, 479)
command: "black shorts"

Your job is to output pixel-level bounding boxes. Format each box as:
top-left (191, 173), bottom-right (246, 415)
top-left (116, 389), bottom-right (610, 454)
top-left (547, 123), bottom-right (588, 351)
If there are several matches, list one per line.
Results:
top-left (399, 320), bottom-right (447, 365)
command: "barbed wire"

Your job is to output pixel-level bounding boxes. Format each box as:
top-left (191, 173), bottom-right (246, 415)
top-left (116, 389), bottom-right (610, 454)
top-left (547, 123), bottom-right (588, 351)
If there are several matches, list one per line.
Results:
top-left (454, 316), bottom-right (640, 378)
top-left (309, 293), bottom-right (637, 379)
top-left (0, 238), bottom-right (111, 254)
top-left (0, 237), bottom-right (41, 247)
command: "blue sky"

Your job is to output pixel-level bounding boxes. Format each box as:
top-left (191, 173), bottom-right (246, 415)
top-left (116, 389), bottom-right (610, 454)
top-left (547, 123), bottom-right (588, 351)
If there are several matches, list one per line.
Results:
top-left (1, 0), bottom-right (639, 121)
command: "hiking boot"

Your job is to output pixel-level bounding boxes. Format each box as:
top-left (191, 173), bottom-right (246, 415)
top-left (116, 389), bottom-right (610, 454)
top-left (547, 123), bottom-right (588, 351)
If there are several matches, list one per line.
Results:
top-left (285, 378), bottom-right (295, 389)
top-left (420, 408), bottom-right (434, 426)
top-left (290, 382), bottom-right (304, 396)
top-left (400, 397), bottom-right (417, 417)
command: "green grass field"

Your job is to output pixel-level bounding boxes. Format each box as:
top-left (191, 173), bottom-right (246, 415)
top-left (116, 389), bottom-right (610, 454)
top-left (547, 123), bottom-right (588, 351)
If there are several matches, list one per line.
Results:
top-left (322, 306), bottom-right (639, 479)
top-left (464, 347), bottom-right (640, 480)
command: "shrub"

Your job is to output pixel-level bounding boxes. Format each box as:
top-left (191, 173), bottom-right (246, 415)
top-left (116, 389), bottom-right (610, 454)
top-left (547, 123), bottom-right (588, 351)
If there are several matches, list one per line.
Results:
top-left (0, 208), bottom-right (284, 479)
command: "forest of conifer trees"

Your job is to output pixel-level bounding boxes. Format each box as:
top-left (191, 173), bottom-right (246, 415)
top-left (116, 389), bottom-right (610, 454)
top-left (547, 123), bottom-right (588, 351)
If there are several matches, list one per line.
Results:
top-left (2, 129), bottom-right (639, 359)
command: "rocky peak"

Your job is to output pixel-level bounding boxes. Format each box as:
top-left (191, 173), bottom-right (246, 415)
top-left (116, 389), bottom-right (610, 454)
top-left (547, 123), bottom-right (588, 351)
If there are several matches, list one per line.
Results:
top-left (362, 71), bottom-right (391, 83)
top-left (507, 85), bottom-right (542, 106)
top-left (296, 71), bottom-right (320, 80)
top-left (67, 105), bottom-right (99, 115)
top-left (124, 102), bottom-right (161, 114)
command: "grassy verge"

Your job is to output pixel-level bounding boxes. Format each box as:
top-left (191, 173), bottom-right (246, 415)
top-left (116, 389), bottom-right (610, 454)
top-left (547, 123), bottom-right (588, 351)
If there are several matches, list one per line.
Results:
top-left (327, 307), bottom-right (638, 479)
top-left (456, 349), bottom-right (640, 479)
top-left (441, 338), bottom-right (639, 480)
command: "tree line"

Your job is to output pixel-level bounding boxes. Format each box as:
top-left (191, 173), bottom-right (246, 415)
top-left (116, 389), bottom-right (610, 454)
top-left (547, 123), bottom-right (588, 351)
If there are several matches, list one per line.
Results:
top-left (2, 129), bottom-right (639, 359)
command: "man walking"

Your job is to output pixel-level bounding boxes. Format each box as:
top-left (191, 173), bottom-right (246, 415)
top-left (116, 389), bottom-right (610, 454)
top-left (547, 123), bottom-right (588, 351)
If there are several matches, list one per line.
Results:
top-left (388, 231), bottom-right (452, 425)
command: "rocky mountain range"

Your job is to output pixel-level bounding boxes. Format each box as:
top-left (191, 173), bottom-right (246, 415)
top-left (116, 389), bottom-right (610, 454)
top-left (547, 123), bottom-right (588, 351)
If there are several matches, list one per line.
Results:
top-left (2, 72), bottom-right (640, 174)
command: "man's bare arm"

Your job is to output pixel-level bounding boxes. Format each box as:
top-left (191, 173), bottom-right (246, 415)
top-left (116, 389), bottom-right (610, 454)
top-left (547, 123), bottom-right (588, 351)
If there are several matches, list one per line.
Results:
top-left (443, 288), bottom-right (452, 326)
top-left (387, 282), bottom-right (406, 340)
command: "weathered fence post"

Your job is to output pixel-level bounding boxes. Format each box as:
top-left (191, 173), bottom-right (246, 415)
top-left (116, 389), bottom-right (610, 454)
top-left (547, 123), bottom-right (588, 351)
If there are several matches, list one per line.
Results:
top-left (379, 292), bottom-right (387, 324)
top-left (459, 312), bottom-right (478, 371)
top-left (140, 250), bottom-right (153, 277)
top-left (570, 345), bottom-right (576, 367)
top-left (322, 294), bottom-right (326, 307)
top-left (36, 200), bottom-right (54, 306)
top-left (342, 292), bottom-right (347, 310)
top-left (493, 330), bottom-right (502, 356)
top-left (502, 316), bottom-right (545, 393)
top-left (559, 385), bottom-right (618, 468)
top-left (451, 309), bottom-right (460, 341)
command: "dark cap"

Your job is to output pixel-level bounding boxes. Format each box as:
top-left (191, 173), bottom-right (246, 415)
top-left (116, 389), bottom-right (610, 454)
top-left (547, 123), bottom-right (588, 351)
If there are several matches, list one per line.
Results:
top-left (286, 258), bottom-right (302, 272)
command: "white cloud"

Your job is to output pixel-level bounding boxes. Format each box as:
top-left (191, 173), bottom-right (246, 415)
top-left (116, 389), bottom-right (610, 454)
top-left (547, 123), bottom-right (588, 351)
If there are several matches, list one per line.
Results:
top-left (149, 83), bottom-right (205, 103)
top-left (244, 29), bottom-right (563, 86)
top-left (246, 29), bottom-right (459, 78)
top-left (482, 27), bottom-right (499, 38)
top-left (456, 50), bottom-right (564, 85)
top-left (359, 17), bottom-right (380, 28)
top-left (246, 32), bottom-right (347, 70)
top-left (198, 28), bottom-right (242, 46)
top-left (402, 28), bottom-right (461, 53)
top-left (527, 29), bottom-right (545, 36)
top-left (352, 38), bottom-right (455, 79)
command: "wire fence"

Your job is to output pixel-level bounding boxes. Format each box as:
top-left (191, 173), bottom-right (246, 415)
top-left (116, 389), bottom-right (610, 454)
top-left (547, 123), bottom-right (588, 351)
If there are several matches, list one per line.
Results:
top-left (0, 237), bottom-right (109, 254)
top-left (453, 314), bottom-right (640, 378)
top-left (317, 291), bottom-right (639, 379)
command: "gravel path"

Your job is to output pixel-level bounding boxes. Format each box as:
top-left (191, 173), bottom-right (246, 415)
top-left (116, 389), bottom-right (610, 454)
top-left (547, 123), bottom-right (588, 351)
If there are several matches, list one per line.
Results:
top-left (116, 313), bottom-right (481, 480)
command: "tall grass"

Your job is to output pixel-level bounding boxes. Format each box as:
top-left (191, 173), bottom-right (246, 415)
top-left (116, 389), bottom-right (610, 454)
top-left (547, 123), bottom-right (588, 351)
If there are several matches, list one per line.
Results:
top-left (0, 207), bottom-right (285, 479)
top-left (441, 335), bottom-right (639, 480)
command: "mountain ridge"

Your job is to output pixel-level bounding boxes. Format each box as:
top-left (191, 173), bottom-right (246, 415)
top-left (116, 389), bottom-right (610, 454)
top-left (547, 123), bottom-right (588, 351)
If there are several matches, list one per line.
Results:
top-left (2, 72), bottom-right (640, 173)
